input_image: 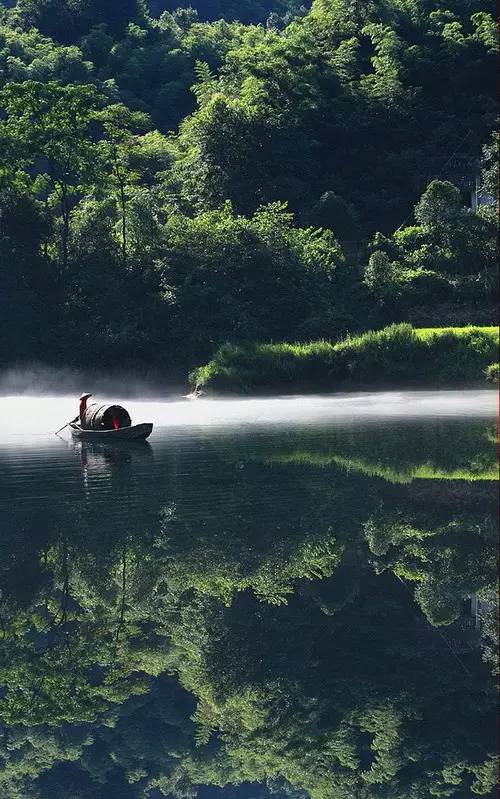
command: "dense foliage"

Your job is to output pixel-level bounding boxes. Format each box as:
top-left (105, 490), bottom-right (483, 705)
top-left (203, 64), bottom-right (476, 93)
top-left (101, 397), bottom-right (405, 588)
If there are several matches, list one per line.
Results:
top-left (0, 0), bottom-right (497, 374)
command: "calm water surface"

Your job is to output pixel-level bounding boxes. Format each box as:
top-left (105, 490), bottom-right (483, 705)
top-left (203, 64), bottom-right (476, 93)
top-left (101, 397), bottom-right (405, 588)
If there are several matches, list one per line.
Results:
top-left (0, 391), bottom-right (497, 799)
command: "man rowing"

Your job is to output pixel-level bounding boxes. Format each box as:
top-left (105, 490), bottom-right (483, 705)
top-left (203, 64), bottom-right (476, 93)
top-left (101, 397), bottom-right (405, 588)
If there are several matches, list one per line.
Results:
top-left (79, 393), bottom-right (92, 427)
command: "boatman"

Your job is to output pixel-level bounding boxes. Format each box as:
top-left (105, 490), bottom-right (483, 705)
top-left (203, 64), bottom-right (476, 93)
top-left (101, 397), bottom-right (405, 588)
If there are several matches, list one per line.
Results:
top-left (79, 393), bottom-right (92, 428)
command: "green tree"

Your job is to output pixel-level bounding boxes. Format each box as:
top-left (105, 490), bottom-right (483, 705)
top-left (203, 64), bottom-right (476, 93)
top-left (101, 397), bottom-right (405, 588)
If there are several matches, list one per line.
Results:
top-left (308, 192), bottom-right (361, 240)
top-left (0, 188), bottom-right (54, 364)
top-left (365, 177), bottom-right (497, 316)
top-left (156, 201), bottom-right (344, 359)
top-left (414, 179), bottom-right (463, 229)
top-left (13, 0), bottom-right (147, 44)
top-left (97, 104), bottom-right (151, 265)
top-left (0, 80), bottom-right (102, 270)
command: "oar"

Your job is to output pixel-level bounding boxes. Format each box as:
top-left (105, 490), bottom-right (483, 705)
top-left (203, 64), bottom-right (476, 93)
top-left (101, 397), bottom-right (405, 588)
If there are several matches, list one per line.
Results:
top-left (55, 416), bottom-right (79, 436)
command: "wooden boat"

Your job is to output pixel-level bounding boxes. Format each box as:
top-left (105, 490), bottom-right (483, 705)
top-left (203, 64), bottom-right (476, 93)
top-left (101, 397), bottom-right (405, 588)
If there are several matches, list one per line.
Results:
top-left (69, 422), bottom-right (153, 441)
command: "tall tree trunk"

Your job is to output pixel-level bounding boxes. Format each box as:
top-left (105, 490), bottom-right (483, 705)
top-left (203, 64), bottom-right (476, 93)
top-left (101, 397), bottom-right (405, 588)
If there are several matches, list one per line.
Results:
top-left (60, 182), bottom-right (70, 272)
top-left (43, 186), bottom-right (49, 260)
top-left (114, 546), bottom-right (127, 655)
top-left (119, 175), bottom-right (127, 267)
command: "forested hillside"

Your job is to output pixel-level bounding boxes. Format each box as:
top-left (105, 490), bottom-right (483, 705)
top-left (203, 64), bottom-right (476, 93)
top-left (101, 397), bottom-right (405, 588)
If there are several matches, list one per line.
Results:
top-left (0, 0), bottom-right (497, 373)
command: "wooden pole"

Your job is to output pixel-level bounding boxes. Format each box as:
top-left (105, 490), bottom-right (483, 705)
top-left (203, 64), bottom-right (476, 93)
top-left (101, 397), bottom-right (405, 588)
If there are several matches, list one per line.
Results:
top-left (55, 417), bottom-right (79, 435)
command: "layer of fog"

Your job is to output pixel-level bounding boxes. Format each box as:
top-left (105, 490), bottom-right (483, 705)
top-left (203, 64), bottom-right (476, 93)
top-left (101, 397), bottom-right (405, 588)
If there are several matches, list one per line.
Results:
top-left (0, 364), bottom-right (181, 400)
top-left (0, 390), bottom-right (496, 444)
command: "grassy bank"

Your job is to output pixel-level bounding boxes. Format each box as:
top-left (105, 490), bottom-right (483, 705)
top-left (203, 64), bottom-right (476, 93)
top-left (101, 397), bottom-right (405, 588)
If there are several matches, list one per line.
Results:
top-left (191, 324), bottom-right (499, 394)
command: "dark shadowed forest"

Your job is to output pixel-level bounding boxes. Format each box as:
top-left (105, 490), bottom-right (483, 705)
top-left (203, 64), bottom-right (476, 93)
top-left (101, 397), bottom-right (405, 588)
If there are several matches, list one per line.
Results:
top-left (0, 0), bottom-right (497, 376)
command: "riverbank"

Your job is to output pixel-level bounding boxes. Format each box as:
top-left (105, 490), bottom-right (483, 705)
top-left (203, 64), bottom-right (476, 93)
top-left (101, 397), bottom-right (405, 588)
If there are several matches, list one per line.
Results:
top-left (191, 324), bottom-right (499, 394)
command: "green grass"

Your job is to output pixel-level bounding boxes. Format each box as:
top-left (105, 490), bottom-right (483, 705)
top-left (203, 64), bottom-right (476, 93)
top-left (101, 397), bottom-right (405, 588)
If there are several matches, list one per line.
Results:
top-left (192, 324), bottom-right (499, 393)
top-left (416, 326), bottom-right (498, 339)
top-left (265, 453), bottom-right (498, 483)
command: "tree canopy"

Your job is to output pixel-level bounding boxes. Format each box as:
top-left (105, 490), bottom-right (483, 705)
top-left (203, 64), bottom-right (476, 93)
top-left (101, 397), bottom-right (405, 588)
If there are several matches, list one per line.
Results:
top-left (0, 0), bottom-right (496, 370)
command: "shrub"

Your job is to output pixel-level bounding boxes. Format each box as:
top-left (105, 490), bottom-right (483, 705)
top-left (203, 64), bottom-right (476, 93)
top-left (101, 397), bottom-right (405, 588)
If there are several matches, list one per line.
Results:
top-left (335, 323), bottom-right (426, 384)
top-left (422, 329), bottom-right (499, 385)
top-left (364, 251), bottom-right (401, 300)
top-left (485, 363), bottom-right (499, 383)
top-left (399, 269), bottom-right (451, 302)
top-left (364, 259), bottom-right (452, 307)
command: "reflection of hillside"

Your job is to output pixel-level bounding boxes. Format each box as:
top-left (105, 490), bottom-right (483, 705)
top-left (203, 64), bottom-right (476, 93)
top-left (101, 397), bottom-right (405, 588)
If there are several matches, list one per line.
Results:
top-left (233, 419), bottom-right (498, 484)
top-left (267, 451), bottom-right (497, 482)
top-left (0, 527), bottom-right (496, 799)
top-left (0, 420), bottom-right (497, 799)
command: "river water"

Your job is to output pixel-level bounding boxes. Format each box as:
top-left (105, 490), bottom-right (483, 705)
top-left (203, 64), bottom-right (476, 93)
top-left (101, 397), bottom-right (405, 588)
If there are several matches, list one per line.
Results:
top-left (0, 391), bottom-right (497, 799)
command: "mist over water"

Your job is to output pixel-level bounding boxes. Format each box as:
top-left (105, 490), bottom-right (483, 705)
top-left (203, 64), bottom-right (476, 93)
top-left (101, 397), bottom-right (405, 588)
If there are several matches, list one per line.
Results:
top-left (0, 389), bottom-right (496, 444)
top-left (0, 364), bottom-right (180, 400)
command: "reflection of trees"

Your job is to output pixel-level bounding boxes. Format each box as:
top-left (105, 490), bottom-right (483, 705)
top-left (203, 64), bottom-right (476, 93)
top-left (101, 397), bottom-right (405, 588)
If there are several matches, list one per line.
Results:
top-left (0, 538), bottom-right (170, 726)
top-left (154, 461), bottom-right (347, 605)
top-left (170, 577), bottom-right (496, 799)
top-left (0, 421), bottom-right (497, 797)
top-left (365, 512), bottom-right (497, 625)
top-left (0, 726), bottom-right (91, 799)
top-left (0, 676), bottom-right (196, 799)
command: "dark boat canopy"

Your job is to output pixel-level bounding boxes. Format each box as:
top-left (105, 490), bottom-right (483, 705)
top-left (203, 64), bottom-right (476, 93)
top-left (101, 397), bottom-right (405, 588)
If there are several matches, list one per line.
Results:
top-left (82, 403), bottom-right (131, 431)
